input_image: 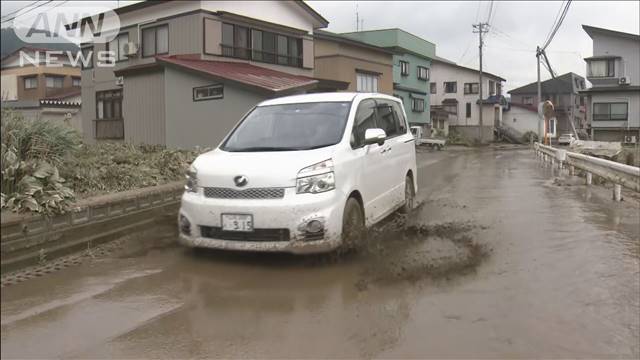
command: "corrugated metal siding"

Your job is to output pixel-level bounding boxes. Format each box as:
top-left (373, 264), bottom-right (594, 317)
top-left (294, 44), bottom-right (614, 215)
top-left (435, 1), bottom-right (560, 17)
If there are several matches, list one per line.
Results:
top-left (168, 13), bottom-right (203, 56)
top-left (122, 70), bottom-right (166, 145)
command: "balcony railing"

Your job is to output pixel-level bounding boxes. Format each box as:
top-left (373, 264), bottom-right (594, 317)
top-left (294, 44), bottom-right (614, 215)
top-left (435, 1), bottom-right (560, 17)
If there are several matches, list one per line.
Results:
top-left (94, 119), bottom-right (124, 139)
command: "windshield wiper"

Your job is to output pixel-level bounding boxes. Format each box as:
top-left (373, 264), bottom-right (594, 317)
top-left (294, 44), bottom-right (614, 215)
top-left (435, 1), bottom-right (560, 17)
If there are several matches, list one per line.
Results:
top-left (227, 146), bottom-right (301, 152)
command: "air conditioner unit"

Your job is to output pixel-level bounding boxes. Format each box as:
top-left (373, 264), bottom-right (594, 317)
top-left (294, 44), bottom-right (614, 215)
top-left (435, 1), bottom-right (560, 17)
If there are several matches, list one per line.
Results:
top-left (624, 135), bottom-right (637, 144)
top-left (115, 76), bottom-right (124, 86)
top-left (619, 76), bottom-right (630, 85)
top-left (123, 42), bottom-right (139, 57)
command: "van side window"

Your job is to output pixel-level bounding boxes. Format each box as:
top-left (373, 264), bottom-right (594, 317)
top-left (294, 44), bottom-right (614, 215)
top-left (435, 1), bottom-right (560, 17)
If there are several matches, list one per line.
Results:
top-left (391, 101), bottom-right (407, 134)
top-left (376, 99), bottom-right (399, 138)
top-left (351, 99), bottom-right (377, 148)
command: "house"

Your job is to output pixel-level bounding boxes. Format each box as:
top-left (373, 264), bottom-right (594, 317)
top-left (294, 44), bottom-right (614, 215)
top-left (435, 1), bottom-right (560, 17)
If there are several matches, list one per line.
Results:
top-left (1, 99), bottom-right (82, 131)
top-left (580, 25), bottom-right (640, 142)
top-left (430, 55), bottom-right (506, 142)
top-left (80, 0), bottom-right (329, 148)
top-left (313, 30), bottom-right (393, 94)
top-left (1, 46), bottom-right (81, 102)
top-left (508, 72), bottom-right (587, 140)
top-left (339, 29), bottom-right (434, 129)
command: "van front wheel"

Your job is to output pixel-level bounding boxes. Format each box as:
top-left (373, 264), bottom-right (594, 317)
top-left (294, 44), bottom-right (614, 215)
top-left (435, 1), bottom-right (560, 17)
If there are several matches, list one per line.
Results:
top-left (399, 175), bottom-right (415, 214)
top-left (342, 198), bottom-right (364, 249)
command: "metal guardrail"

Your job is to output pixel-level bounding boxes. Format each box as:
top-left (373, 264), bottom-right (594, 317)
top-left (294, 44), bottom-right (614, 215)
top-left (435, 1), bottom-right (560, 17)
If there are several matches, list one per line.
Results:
top-left (533, 142), bottom-right (640, 201)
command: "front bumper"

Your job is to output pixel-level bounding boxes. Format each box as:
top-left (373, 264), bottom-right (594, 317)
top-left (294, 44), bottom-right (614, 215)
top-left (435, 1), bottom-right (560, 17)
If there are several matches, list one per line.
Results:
top-left (178, 188), bottom-right (345, 254)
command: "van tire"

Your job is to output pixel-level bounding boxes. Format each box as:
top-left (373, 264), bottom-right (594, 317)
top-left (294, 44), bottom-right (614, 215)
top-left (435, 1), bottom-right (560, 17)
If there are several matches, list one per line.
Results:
top-left (342, 198), bottom-right (365, 249)
top-left (399, 175), bottom-right (415, 214)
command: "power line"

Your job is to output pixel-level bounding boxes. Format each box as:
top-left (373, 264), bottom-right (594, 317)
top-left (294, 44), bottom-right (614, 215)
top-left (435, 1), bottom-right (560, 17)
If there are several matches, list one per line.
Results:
top-left (0, 0), bottom-right (43, 21)
top-left (541, 0), bottom-right (572, 51)
top-left (1, 0), bottom-right (53, 24)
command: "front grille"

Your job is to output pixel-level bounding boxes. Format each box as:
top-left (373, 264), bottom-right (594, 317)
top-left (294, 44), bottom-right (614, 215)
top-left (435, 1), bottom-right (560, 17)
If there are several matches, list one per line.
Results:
top-left (303, 231), bottom-right (325, 241)
top-left (203, 187), bottom-right (285, 199)
top-left (200, 226), bottom-right (290, 242)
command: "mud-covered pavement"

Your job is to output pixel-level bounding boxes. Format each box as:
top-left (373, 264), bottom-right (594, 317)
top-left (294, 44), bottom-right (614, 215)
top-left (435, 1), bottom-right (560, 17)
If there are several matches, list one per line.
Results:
top-left (2, 147), bottom-right (639, 359)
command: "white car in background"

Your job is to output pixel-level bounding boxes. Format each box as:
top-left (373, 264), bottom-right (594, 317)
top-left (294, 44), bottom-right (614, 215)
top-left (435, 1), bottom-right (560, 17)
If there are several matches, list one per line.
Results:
top-left (178, 93), bottom-right (417, 254)
top-left (558, 133), bottom-right (576, 145)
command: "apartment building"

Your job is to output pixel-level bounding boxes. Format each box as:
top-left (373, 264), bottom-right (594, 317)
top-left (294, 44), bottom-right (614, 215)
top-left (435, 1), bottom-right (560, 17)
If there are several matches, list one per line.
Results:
top-left (339, 29), bottom-right (434, 129)
top-left (580, 25), bottom-right (640, 142)
top-left (1, 46), bottom-right (81, 102)
top-left (81, 0), bottom-right (328, 148)
top-left (430, 55), bottom-right (506, 142)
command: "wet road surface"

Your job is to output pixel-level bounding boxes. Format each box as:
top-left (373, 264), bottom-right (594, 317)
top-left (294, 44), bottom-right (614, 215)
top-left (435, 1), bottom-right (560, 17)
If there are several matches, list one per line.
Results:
top-left (2, 147), bottom-right (639, 359)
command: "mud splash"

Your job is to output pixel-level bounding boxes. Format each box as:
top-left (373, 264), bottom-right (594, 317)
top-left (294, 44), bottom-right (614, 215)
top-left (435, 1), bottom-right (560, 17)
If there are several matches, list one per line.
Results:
top-left (355, 216), bottom-right (491, 290)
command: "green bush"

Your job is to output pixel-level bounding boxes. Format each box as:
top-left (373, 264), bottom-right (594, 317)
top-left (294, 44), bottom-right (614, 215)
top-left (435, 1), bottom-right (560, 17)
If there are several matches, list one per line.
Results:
top-left (522, 131), bottom-right (539, 143)
top-left (1, 109), bottom-right (80, 214)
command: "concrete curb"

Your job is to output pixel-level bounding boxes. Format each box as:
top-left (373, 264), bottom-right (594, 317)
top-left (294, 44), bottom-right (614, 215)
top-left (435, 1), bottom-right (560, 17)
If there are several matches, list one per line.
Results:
top-left (1, 181), bottom-right (184, 274)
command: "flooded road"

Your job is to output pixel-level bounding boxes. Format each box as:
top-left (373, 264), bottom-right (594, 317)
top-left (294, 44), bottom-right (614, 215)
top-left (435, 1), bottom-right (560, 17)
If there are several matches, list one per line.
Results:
top-left (2, 147), bottom-right (639, 358)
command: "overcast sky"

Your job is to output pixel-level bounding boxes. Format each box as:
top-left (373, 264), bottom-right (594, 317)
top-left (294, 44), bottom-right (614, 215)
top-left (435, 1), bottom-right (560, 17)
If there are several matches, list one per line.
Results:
top-left (2, 1), bottom-right (638, 92)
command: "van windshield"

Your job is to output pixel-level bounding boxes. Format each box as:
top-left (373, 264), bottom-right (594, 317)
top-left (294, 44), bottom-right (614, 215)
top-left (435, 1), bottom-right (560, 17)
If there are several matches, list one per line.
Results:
top-left (221, 102), bottom-right (351, 152)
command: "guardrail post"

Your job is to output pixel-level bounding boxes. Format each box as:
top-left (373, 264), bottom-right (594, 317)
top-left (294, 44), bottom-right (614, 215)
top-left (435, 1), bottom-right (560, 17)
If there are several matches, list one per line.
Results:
top-left (586, 172), bottom-right (592, 185)
top-left (556, 150), bottom-right (566, 171)
top-left (613, 184), bottom-right (622, 201)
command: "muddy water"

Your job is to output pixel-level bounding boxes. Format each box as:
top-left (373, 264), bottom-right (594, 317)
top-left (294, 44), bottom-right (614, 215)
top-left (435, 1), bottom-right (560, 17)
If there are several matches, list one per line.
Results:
top-left (1, 148), bottom-right (639, 359)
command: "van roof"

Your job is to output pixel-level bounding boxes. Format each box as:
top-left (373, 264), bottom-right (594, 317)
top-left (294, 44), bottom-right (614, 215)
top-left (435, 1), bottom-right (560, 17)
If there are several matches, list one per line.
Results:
top-left (258, 92), bottom-right (400, 106)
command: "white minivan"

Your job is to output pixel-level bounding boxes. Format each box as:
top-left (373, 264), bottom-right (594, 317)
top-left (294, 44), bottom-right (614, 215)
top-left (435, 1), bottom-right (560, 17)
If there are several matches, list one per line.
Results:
top-left (179, 92), bottom-right (417, 254)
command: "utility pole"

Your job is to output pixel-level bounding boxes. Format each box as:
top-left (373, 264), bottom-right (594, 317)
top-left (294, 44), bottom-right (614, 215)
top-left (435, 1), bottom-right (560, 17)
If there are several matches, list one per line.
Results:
top-left (473, 22), bottom-right (489, 143)
top-left (537, 46), bottom-right (542, 141)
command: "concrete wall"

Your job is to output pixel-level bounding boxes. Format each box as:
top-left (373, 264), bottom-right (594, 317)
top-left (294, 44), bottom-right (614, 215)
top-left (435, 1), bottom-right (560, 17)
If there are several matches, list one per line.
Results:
top-left (449, 125), bottom-right (494, 143)
top-left (163, 67), bottom-right (267, 149)
top-left (7, 106), bottom-right (82, 134)
top-left (1, 182), bottom-right (183, 274)
top-left (313, 37), bottom-right (393, 94)
top-left (504, 106), bottom-right (538, 135)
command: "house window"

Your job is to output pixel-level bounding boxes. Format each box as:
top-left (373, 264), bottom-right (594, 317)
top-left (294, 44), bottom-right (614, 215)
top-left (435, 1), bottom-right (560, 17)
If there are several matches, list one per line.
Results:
top-left (23, 76), bottom-right (38, 89)
top-left (488, 80), bottom-right (496, 95)
top-left (81, 46), bottom-right (93, 69)
top-left (221, 23), bottom-right (302, 67)
top-left (96, 89), bottom-right (123, 120)
top-left (411, 97), bottom-right (425, 112)
top-left (466, 102), bottom-right (471, 118)
top-left (417, 66), bottom-right (429, 81)
top-left (593, 102), bottom-right (628, 121)
top-left (356, 72), bottom-right (378, 92)
top-left (46, 76), bottom-right (64, 88)
top-left (72, 77), bottom-right (81, 87)
top-left (444, 81), bottom-right (457, 93)
top-left (547, 118), bottom-right (556, 137)
top-left (523, 96), bottom-right (534, 105)
top-left (193, 84), bottom-right (224, 101)
top-left (142, 25), bottom-right (169, 57)
top-left (400, 61), bottom-right (409, 76)
top-left (464, 83), bottom-right (479, 94)
top-left (108, 32), bottom-right (129, 62)
top-left (443, 103), bottom-right (457, 115)
top-left (588, 59), bottom-right (615, 77)
top-left (430, 82), bottom-right (436, 94)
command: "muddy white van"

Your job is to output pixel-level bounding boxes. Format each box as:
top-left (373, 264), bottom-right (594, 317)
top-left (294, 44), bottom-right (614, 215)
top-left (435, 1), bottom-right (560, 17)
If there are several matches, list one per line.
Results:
top-left (178, 92), bottom-right (417, 254)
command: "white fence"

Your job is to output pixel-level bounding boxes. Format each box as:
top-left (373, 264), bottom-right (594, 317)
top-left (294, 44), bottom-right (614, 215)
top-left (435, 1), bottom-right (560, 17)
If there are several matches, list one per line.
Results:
top-left (534, 142), bottom-right (640, 201)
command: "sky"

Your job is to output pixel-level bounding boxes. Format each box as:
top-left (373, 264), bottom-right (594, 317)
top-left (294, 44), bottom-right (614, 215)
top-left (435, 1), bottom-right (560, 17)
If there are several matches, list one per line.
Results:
top-left (2, 0), bottom-right (639, 93)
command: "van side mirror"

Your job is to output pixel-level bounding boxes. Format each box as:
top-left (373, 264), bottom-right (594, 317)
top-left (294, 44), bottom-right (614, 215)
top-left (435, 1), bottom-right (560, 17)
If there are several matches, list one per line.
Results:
top-left (364, 128), bottom-right (386, 146)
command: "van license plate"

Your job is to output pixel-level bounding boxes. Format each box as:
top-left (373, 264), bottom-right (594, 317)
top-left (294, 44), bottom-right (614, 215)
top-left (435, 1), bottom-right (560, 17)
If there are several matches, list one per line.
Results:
top-left (221, 214), bottom-right (253, 232)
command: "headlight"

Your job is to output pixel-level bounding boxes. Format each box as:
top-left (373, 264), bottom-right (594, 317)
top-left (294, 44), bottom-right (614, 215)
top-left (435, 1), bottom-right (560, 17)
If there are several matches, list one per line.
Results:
top-left (296, 159), bottom-right (335, 194)
top-left (185, 165), bottom-right (198, 193)
top-left (296, 172), bottom-right (335, 194)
